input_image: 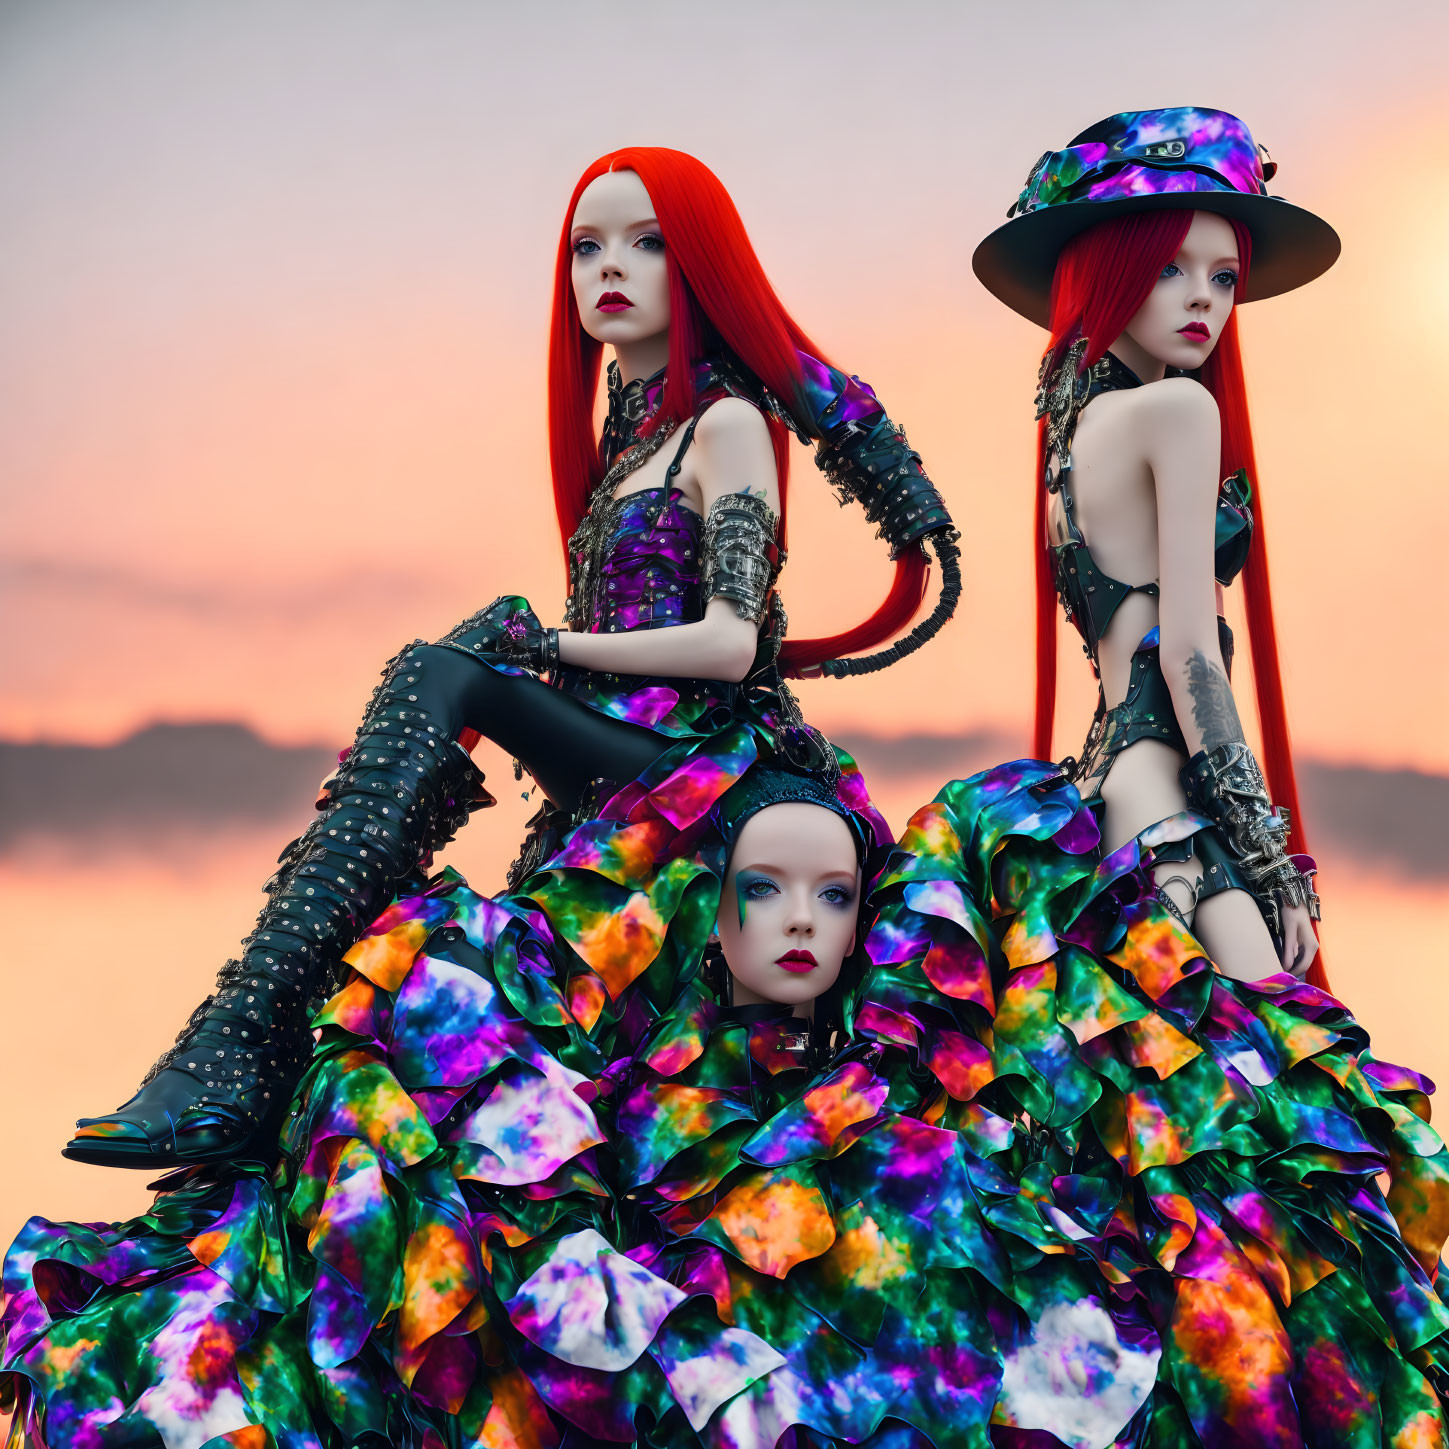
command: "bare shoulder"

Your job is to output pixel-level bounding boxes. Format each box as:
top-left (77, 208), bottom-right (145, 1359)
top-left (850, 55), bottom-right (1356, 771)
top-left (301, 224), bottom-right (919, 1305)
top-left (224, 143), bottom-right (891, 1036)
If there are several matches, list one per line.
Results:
top-left (1126, 375), bottom-right (1219, 429)
top-left (1121, 377), bottom-right (1222, 494)
top-left (693, 394), bottom-right (771, 447)
top-left (691, 395), bottom-right (780, 510)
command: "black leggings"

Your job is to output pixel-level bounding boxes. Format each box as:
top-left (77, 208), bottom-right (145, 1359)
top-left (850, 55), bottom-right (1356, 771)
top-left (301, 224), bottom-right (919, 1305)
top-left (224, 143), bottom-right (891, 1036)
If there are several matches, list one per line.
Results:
top-left (410, 645), bottom-right (669, 813)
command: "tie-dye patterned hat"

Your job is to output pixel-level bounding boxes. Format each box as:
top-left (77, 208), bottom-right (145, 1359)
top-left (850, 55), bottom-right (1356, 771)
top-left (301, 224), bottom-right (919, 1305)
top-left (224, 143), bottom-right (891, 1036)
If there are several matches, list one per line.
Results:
top-left (973, 106), bottom-right (1340, 325)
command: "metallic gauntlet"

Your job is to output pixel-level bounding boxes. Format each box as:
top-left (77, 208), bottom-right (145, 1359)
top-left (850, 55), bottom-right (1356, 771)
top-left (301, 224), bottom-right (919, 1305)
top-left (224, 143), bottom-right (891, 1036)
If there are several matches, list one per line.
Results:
top-left (701, 492), bottom-right (781, 624)
top-left (436, 598), bottom-right (558, 675)
top-left (778, 351), bottom-right (962, 678)
top-left (495, 615), bottom-right (560, 675)
top-left (1180, 740), bottom-right (1321, 939)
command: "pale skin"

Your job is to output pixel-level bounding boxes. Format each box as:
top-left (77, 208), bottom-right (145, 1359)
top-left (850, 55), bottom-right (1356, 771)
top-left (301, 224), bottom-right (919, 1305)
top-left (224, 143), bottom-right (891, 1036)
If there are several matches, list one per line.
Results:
top-left (552, 168), bottom-right (780, 686)
top-left (1047, 210), bottom-right (1317, 980)
top-left (715, 803), bottom-right (862, 1020)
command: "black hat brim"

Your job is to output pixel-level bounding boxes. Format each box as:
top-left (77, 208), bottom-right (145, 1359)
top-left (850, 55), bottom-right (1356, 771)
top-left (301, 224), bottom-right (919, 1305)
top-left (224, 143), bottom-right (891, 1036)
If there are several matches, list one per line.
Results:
top-left (972, 191), bottom-right (1341, 327)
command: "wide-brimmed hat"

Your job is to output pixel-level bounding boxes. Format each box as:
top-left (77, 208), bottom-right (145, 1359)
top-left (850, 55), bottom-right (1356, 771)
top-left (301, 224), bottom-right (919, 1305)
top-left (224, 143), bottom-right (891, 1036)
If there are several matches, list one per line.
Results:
top-left (973, 107), bottom-right (1340, 326)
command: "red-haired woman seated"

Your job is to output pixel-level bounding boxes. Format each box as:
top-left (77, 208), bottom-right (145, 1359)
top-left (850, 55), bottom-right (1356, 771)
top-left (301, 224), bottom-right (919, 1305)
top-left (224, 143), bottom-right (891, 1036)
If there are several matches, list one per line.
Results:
top-left (61, 147), bottom-right (960, 1172)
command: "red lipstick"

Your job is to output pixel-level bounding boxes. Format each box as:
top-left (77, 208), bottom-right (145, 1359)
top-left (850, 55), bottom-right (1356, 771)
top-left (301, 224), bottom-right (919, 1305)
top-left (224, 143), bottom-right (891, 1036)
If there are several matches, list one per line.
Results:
top-left (1178, 322), bottom-right (1211, 341)
top-left (597, 291), bottom-right (633, 313)
top-left (776, 949), bottom-right (818, 974)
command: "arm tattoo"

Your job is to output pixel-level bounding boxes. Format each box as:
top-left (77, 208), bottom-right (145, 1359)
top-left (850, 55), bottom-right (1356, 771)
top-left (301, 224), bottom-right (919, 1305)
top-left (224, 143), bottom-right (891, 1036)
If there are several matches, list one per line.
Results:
top-left (1185, 650), bottom-right (1245, 751)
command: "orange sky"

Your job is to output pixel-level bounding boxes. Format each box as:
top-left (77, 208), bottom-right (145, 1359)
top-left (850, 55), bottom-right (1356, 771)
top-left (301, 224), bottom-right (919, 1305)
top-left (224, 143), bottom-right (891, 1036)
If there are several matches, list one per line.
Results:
top-left (2, 2), bottom-right (1449, 1360)
top-left (2, 1), bottom-right (1448, 772)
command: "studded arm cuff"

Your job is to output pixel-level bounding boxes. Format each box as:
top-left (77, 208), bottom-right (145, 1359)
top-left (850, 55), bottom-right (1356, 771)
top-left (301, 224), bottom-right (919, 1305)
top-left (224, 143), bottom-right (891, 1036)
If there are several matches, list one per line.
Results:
top-left (700, 492), bottom-right (781, 624)
top-left (1180, 741), bottom-right (1322, 937)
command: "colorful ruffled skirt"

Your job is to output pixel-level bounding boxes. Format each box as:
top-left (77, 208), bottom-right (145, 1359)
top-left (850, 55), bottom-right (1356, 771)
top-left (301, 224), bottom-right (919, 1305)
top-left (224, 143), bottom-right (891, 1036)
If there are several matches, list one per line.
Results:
top-left (8, 749), bottom-right (1447, 1449)
top-left (861, 759), bottom-right (1449, 1447)
top-left (0, 730), bottom-right (891, 1448)
top-left (591, 984), bottom-right (1167, 1449)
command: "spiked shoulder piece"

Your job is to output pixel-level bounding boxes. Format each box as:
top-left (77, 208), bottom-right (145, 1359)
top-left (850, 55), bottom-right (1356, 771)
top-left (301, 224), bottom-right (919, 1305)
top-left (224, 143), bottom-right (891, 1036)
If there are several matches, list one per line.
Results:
top-left (794, 353), bottom-right (961, 678)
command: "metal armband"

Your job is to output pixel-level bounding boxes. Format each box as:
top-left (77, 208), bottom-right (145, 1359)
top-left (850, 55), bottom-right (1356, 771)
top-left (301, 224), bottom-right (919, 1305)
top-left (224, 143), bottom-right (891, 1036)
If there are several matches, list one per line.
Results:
top-left (1180, 740), bottom-right (1322, 938)
top-left (700, 492), bottom-right (781, 624)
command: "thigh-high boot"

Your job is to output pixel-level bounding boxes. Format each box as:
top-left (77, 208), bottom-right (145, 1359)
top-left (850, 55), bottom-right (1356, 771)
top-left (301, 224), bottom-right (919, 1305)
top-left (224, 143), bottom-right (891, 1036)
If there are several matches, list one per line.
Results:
top-left (63, 603), bottom-right (576, 1168)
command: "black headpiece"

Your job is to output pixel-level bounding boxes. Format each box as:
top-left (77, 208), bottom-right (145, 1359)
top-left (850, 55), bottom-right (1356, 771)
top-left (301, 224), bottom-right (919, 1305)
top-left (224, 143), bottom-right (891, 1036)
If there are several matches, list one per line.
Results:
top-left (711, 767), bottom-right (871, 865)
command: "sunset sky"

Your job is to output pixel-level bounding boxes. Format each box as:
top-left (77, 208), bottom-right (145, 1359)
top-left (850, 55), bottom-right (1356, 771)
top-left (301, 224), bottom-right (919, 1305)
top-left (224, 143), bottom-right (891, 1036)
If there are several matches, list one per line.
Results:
top-left (2, 0), bottom-right (1447, 1282)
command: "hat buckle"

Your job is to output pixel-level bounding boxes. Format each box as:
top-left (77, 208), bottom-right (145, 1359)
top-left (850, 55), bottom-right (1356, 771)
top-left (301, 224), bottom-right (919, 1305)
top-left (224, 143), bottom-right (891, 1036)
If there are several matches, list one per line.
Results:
top-left (1116, 138), bottom-right (1186, 161)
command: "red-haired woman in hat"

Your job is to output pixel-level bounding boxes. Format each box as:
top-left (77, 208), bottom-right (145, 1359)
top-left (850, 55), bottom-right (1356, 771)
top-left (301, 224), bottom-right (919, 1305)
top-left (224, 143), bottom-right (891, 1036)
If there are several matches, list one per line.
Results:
top-left (2, 146), bottom-right (965, 1447)
top-left (865, 109), bottom-right (1449, 1444)
top-left (57, 146), bottom-right (960, 1174)
top-left (979, 109), bottom-right (1331, 988)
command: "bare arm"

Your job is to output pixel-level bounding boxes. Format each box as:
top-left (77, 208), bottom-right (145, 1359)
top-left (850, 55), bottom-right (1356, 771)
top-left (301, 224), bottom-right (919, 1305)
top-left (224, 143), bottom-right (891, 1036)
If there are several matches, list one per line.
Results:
top-left (555, 398), bottom-right (779, 685)
top-left (1145, 379), bottom-right (1318, 972)
top-left (1143, 379), bottom-right (1242, 756)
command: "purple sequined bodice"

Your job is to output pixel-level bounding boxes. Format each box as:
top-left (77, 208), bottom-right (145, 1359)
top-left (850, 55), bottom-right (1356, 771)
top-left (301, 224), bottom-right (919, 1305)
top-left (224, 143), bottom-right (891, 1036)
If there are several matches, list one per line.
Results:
top-left (566, 486), bottom-right (704, 635)
top-left (552, 481), bottom-right (782, 739)
top-left (548, 359), bottom-right (786, 739)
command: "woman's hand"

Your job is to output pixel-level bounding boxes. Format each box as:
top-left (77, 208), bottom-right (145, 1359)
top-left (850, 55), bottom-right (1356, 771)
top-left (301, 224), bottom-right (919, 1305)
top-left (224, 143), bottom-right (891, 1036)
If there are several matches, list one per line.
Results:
top-left (1280, 903), bottom-right (1318, 977)
top-left (495, 615), bottom-right (560, 674)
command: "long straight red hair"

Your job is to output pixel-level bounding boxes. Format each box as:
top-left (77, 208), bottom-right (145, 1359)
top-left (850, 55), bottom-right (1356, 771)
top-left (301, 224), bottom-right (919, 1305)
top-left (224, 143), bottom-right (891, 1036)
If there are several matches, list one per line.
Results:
top-left (1032, 210), bottom-right (1325, 987)
top-left (547, 147), bottom-right (926, 677)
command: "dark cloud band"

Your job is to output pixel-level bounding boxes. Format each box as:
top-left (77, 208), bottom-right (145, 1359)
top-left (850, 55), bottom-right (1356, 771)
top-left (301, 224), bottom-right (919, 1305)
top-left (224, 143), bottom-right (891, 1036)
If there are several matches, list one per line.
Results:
top-left (2, 723), bottom-right (1444, 879)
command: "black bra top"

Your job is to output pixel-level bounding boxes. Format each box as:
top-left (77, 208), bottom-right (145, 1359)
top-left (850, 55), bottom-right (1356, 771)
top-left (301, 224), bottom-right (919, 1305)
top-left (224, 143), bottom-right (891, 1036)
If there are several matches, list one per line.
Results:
top-left (1043, 349), bottom-right (1254, 661)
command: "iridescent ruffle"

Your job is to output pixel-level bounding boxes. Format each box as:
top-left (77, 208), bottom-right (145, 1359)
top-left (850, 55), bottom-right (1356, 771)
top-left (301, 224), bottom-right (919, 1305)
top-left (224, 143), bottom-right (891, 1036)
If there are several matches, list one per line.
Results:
top-left (1, 1169), bottom-right (294, 1447)
top-left (862, 759), bottom-right (1449, 1446)
top-left (600, 953), bottom-right (1166, 1449)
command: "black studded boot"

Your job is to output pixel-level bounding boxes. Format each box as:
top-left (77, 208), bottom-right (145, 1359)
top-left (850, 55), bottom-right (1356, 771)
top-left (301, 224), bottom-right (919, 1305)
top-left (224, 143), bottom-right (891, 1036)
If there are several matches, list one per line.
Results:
top-left (64, 631), bottom-right (499, 1169)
